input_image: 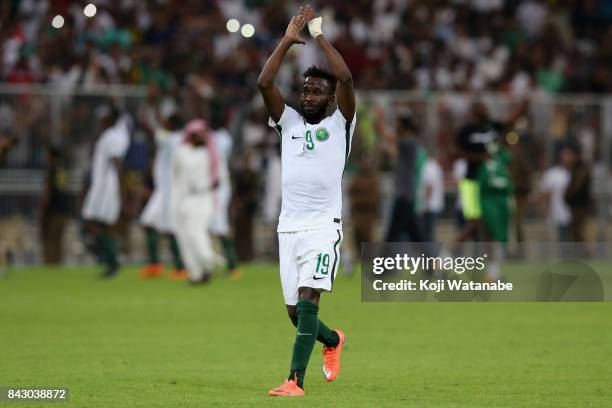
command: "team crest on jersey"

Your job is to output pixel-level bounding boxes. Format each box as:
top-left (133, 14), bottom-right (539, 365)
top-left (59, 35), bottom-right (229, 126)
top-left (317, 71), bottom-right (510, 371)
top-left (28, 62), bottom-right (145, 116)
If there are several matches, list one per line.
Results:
top-left (315, 127), bottom-right (330, 142)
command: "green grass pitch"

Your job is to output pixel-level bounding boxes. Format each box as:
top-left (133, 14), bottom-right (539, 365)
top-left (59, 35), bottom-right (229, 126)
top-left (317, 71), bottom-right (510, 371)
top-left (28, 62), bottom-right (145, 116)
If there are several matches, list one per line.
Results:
top-left (1, 265), bottom-right (611, 407)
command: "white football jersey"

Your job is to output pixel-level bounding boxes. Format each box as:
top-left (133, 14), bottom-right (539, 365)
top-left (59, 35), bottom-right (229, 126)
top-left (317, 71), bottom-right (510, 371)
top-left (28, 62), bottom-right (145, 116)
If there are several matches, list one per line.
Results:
top-left (81, 119), bottom-right (130, 224)
top-left (153, 129), bottom-right (183, 195)
top-left (212, 128), bottom-right (232, 205)
top-left (268, 105), bottom-right (356, 232)
top-left (213, 128), bottom-right (233, 163)
top-left (140, 129), bottom-right (182, 232)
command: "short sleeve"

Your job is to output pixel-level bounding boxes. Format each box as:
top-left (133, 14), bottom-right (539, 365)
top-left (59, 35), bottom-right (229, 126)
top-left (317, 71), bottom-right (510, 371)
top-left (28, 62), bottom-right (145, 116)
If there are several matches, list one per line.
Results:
top-left (268, 105), bottom-right (301, 135)
top-left (452, 159), bottom-right (466, 180)
top-left (331, 109), bottom-right (357, 137)
top-left (154, 128), bottom-right (167, 145)
top-left (539, 170), bottom-right (553, 193)
top-left (423, 162), bottom-right (435, 184)
top-left (331, 109), bottom-right (357, 161)
top-left (456, 126), bottom-right (470, 149)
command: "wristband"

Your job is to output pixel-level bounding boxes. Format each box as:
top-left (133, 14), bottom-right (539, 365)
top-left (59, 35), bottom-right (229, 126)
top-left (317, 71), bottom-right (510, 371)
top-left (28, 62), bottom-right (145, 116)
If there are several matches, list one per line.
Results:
top-left (308, 17), bottom-right (323, 38)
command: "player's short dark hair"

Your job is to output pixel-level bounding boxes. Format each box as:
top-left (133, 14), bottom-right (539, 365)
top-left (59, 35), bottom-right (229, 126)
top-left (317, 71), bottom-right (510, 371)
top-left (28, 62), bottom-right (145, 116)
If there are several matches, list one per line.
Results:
top-left (303, 66), bottom-right (336, 95)
top-left (562, 139), bottom-right (582, 154)
top-left (167, 113), bottom-right (184, 131)
top-left (398, 113), bottom-right (420, 134)
top-left (97, 103), bottom-right (120, 124)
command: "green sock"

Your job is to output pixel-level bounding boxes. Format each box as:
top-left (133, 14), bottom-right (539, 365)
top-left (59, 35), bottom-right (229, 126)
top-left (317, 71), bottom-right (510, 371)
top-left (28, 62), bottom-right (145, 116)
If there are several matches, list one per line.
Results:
top-left (288, 301), bottom-right (319, 389)
top-left (106, 235), bottom-right (119, 268)
top-left (93, 235), bottom-right (108, 264)
top-left (317, 320), bottom-right (340, 348)
top-left (169, 235), bottom-right (184, 270)
top-left (144, 227), bottom-right (159, 264)
top-left (289, 316), bottom-right (339, 348)
top-left (98, 234), bottom-right (118, 268)
top-left (221, 237), bottom-right (238, 270)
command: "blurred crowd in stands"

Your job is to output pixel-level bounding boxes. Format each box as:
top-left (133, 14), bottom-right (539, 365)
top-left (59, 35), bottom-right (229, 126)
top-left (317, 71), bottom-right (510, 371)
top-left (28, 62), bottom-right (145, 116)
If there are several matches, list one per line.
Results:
top-left (2, 0), bottom-right (612, 94)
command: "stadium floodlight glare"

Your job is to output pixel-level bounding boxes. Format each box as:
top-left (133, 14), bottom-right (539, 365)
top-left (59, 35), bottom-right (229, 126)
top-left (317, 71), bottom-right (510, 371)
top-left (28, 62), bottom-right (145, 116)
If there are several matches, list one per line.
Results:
top-left (226, 19), bottom-right (240, 33)
top-left (506, 131), bottom-right (519, 145)
top-left (51, 15), bottom-right (65, 29)
top-left (84, 3), bottom-right (97, 18)
top-left (241, 23), bottom-right (255, 38)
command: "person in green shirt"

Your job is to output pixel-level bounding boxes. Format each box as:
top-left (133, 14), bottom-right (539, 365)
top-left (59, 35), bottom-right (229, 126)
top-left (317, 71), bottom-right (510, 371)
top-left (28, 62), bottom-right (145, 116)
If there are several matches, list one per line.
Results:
top-left (478, 146), bottom-right (514, 244)
top-left (478, 145), bottom-right (514, 281)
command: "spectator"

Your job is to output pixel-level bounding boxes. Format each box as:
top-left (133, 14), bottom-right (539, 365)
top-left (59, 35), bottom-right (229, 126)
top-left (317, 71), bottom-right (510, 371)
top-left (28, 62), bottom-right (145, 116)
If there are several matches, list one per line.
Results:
top-left (39, 146), bottom-right (71, 264)
top-left (172, 119), bottom-right (220, 285)
top-left (563, 143), bottom-right (593, 242)
top-left (1, 1), bottom-right (610, 93)
top-left (418, 156), bottom-right (445, 242)
top-left (507, 129), bottom-right (533, 248)
top-left (348, 155), bottom-right (380, 274)
top-left (454, 102), bottom-right (500, 243)
top-left (478, 145), bottom-right (514, 280)
top-left (383, 114), bottom-right (426, 242)
top-left (452, 157), bottom-right (468, 230)
top-left (0, 134), bottom-right (17, 164)
top-left (231, 151), bottom-right (259, 261)
top-left (539, 156), bottom-right (571, 242)
top-left (0, 133), bottom-right (19, 271)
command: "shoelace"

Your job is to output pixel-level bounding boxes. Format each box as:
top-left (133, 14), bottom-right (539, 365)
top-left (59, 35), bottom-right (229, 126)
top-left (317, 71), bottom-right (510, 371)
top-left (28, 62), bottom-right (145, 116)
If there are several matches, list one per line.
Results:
top-left (323, 346), bottom-right (336, 367)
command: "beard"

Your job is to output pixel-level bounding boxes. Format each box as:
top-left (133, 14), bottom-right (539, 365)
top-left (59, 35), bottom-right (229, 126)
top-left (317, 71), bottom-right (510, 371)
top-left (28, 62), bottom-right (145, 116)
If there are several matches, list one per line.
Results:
top-left (300, 102), bottom-right (328, 124)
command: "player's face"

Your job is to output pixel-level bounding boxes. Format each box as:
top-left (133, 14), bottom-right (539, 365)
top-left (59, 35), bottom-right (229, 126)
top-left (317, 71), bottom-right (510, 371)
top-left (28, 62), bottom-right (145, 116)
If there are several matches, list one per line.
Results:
top-left (197, 130), bottom-right (209, 145)
top-left (300, 77), bottom-right (333, 122)
top-left (471, 102), bottom-right (489, 123)
top-left (560, 148), bottom-right (576, 168)
top-left (187, 130), bottom-right (206, 146)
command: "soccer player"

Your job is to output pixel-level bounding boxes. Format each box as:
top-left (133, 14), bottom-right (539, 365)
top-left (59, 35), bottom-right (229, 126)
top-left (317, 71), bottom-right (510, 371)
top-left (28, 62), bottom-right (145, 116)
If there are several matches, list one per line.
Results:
top-left (454, 102), bottom-right (500, 243)
top-left (478, 145), bottom-right (514, 280)
top-left (0, 133), bottom-right (17, 164)
top-left (539, 154), bottom-right (571, 242)
top-left (257, 5), bottom-right (355, 397)
top-left (455, 101), bottom-right (525, 243)
top-left (139, 114), bottom-right (187, 280)
top-left (81, 106), bottom-right (130, 278)
top-left (171, 119), bottom-right (220, 285)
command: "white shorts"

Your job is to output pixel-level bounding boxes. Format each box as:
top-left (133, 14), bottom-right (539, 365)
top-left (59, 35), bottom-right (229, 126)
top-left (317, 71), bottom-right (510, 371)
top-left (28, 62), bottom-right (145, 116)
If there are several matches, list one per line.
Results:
top-left (209, 202), bottom-right (230, 236)
top-left (140, 189), bottom-right (174, 233)
top-left (209, 184), bottom-right (231, 236)
top-left (81, 179), bottom-right (121, 225)
top-left (278, 228), bottom-right (343, 306)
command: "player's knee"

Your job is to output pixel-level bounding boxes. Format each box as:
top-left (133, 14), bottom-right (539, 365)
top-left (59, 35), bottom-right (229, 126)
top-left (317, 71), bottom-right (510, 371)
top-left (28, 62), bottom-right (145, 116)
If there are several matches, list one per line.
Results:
top-left (298, 287), bottom-right (320, 304)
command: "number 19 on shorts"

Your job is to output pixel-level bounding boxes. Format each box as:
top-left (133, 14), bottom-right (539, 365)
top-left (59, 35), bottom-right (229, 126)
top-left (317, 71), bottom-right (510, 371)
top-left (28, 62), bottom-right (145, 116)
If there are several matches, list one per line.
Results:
top-left (316, 253), bottom-right (330, 275)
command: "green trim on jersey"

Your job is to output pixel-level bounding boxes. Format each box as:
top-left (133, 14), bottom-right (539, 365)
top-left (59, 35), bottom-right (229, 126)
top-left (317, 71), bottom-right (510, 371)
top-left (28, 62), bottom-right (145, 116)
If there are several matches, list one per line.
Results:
top-left (344, 121), bottom-right (351, 163)
top-left (274, 124), bottom-right (282, 154)
top-left (414, 146), bottom-right (427, 212)
top-left (331, 230), bottom-right (342, 286)
top-left (273, 123), bottom-right (282, 136)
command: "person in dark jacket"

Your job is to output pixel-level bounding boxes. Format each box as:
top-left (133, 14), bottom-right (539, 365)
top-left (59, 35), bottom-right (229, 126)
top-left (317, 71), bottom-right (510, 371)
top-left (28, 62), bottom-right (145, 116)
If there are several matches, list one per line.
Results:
top-left (562, 143), bottom-right (593, 242)
top-left (383, 114), bottom-right (426, 242)
top-left (40, 146), bottom-right (72, 264)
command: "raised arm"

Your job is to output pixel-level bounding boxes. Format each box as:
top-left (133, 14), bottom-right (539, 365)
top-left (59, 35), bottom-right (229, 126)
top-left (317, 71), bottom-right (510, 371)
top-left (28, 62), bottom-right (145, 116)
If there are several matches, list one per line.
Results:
top-left (300, 5), bottom-right (355, 122)
top-left (257, 16), bottom-right (306, 123)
